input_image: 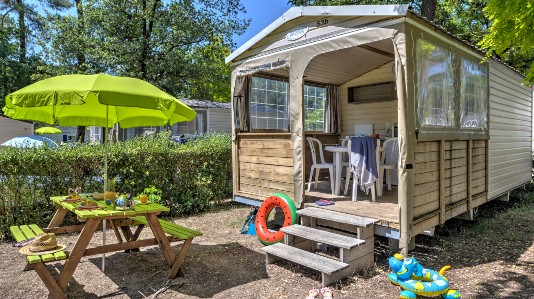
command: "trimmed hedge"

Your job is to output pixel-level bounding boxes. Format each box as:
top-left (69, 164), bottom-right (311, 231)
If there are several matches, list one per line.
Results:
top-left (0, 132), bottom-right (232, 239)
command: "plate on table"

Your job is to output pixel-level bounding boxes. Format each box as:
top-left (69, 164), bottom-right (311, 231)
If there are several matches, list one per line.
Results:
top-left (77, 205), bottom-right (101, 210)
top-left (62, 198), bottom-right (83, 203)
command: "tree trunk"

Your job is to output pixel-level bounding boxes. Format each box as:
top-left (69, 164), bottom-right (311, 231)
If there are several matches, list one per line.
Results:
top-left (77, 126), bottom-right (86, 142)
top-left (75, 0), bottom-right (87, 143)
top-left (139, 0), bottom-right (160, 80)
top-left (74, 0), bottom-right (86, 70)
top-left (421, 0), bottom-right (437, 22)
top-left (16, 0), bottom-right (26, 64)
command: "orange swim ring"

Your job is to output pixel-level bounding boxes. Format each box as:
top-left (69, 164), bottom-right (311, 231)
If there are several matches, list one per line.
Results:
top-left (255, 193), bottom-right (298, 245)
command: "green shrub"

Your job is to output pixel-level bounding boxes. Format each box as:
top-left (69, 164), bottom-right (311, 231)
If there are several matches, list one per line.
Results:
top-left (0, 132), bottom-right (232, 239)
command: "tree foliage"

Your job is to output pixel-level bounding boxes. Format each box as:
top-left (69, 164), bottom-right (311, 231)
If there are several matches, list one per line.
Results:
top-left (479, 0), bottom-right (534, 84)
top-left (36, 0), bottom-right (248, 102)
top-left (0, 1), bottom-right (71, 113)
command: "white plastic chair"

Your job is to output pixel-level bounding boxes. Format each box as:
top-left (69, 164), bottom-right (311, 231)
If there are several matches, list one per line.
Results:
top-left (378, 137), bottom-right (399, 196)
top-left (343, 138), bottom-right (380, 202)
top-left (306, 137), bottom-right (335, 194)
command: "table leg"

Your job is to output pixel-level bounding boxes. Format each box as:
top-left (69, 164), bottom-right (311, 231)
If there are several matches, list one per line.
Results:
top-left (119, 224), bottom-right (140, 253)
top-left (57, 217), bottom-right (100, 291)
top-left (109, 220), bottom-right (123, 243)
top-left (132, 224), bottom-right (144, 240)
top-left (168, 237), bottom-right (193, 278)
top-left (335, 152), bottom-right (342, 195)
top-left (48, 207), bottom-right (68, 229)
top-left (145, 213), bottom-right (176, 266)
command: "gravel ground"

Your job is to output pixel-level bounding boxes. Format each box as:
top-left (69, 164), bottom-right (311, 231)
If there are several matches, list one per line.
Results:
top-left (0, 199), bottom-right (533, 299)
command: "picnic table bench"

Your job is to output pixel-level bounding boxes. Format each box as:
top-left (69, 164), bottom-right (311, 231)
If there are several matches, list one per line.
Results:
top-left (10, 224), bottom-right (69, 298)
top-left (9, 196), bottom-right (203, 299)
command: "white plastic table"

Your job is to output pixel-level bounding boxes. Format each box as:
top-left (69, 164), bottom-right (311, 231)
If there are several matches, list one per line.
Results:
top-left (325, 144), bottom-right (386, 196)
top-left (324, 145), bottom-right (348, 195)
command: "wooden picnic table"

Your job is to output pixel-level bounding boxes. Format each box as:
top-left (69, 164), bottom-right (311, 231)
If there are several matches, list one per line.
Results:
top-left (33, 195), bottom-right (201, 299)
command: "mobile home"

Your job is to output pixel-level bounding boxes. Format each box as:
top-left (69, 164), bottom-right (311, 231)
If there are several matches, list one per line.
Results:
top-left (226, 5), bottom-right (532, 284)
top-left (0, 116), bottom-right (33, 144)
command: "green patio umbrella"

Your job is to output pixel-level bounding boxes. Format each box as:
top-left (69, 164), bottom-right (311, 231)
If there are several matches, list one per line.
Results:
top-left (3, 73), bottom-right (196, 270)
top-left (35, 126), bottom-right (62, 135)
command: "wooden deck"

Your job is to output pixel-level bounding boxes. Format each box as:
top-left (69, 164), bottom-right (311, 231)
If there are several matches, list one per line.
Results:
top-left (304, 180), bottom-right (400, 229)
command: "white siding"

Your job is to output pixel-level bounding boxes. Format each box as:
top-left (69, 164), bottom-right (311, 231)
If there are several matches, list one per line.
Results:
top-left (339, 62), bottom-right (397, 138)
top-left (43, 126), bottom-right (86, 143)
top-left (488, 60), bottom-right (533, 199)
top-left (208, 108), bottom-right (232, 133)
top-left (0, 116), bottom-right (33, 144)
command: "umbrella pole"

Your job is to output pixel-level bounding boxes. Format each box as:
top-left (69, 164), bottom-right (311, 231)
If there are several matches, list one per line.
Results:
top-left (102, 107), bottom-right (109, 272)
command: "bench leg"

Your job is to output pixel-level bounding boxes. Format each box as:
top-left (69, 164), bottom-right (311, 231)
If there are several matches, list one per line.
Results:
top-left (32, 263), bottom-right (66, 299)
top-left (168, 238), bottom-right (193, 278)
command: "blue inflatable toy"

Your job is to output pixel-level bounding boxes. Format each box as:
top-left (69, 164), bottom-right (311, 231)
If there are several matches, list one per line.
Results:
top-left (388, 253), bottom-right (461, 299)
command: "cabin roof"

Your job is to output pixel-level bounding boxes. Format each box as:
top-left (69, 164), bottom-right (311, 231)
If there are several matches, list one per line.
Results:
top-left (179, 99), bottom-right (230, 109)
top-left (226, 5), bottom-right (409, 64)
top-left (226, 5), bottom-right (524, 78)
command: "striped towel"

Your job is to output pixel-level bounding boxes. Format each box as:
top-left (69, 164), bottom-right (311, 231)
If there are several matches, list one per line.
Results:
top-left (350, 136), bottom-right (378, 193)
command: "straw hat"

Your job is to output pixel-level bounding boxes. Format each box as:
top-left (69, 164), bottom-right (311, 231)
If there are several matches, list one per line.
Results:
top-left (19, 233), bottom-right (66, 255)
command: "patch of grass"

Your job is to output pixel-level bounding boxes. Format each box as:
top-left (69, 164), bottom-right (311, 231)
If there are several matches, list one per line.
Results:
top-left (468, 217), bottom-right (492, 237)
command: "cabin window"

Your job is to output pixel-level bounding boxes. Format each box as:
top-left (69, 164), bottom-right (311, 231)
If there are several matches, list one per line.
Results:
top-left (460, 58), bottom-right (488, 129)
top-left (250, 76), bottom-right (289, 131)
top-left (415, 39), bottom-right (456, 128)
top-left (304, 84), bottom-right (326, 131)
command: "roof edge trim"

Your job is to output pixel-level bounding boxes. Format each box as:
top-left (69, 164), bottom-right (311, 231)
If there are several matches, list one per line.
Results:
top-left (226, 5), bottom-right (409, 64)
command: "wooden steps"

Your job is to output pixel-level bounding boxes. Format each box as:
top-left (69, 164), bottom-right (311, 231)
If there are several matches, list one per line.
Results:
top-left (262, 207), bottom-right (376, 287)
top-left (281, 224), bottom-right (365, 249)
top-left (263, 243), bottom-right (348, 274)
top-left (297, 207), bottom-right (377, 227)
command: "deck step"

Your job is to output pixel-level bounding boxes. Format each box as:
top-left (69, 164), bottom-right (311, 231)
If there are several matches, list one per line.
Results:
top-left (281, 225), bottom-right (365, 249)
top-left (297, 207), bottom-right (378, 227)
top-left (262, 243), bottom-right (348, 275)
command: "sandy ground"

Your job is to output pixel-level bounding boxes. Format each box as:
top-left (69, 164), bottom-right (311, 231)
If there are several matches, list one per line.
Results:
top-left (0, 202), bottom-right (533, 298)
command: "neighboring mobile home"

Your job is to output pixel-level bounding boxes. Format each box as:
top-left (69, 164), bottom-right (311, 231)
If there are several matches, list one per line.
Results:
top-left (0, 116), bottom-right (33, 144)
top-left (226, 3), bottom-right (532, 265)
top-left (112, 99), bottom-right (231, 141)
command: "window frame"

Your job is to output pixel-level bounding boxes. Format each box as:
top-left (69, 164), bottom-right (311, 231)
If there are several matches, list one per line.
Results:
top-left (249, 74), bottom-right (290, 133)
top-left (247, 74), bottom-right (331, 133)
top-left (413, 33), bottom-right (489, 140)
top-left (303, 81), bottom-right (327, 133)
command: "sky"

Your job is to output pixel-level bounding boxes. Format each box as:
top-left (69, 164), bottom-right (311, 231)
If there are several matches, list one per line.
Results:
top-left (233, 1), bottom-right (293, 49)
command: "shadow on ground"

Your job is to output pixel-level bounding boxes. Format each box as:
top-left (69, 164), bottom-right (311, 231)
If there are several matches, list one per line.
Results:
top-left (66, 241), bottom-right (269, 298)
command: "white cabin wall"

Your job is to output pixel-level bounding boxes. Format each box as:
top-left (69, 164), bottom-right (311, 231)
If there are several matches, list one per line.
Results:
top-left (0, 116), bottom-right (33, 144)
top-left (339, 62), bottom-right (397, 138)
top-left (488, 60), bottom-right (533, 199)
top-left (208, 108), bottom-right (232, 133)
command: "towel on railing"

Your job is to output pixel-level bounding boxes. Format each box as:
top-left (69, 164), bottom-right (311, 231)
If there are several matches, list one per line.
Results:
top-left (350, 136), bottom-right (378, 193)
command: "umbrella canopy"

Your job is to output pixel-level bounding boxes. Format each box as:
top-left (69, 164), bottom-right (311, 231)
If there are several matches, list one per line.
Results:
top-left (1, 136), bottom-right (59, 149)
top-left (2, 73), bottom-right (196, 128)
top-left (35, 126), bottom-right (62, 135)
top-left (2, 73), bottom-right (196, 272)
